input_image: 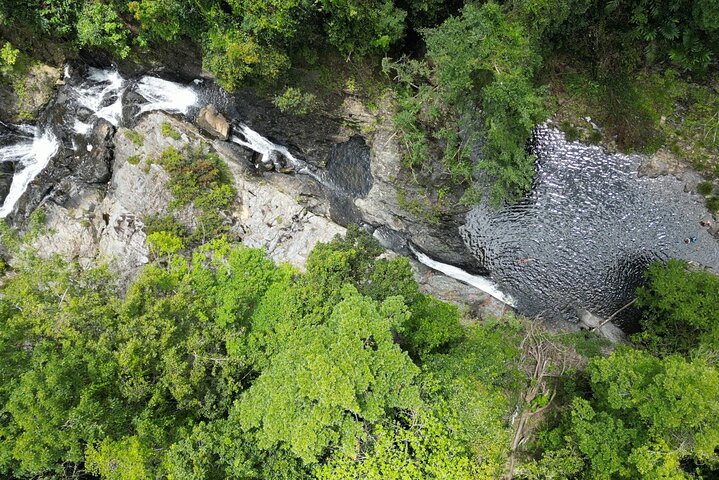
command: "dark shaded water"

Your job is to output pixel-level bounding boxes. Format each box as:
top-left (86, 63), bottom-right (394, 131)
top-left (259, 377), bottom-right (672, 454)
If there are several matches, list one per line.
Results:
top-left (461, 127), bottom-right (719, 325)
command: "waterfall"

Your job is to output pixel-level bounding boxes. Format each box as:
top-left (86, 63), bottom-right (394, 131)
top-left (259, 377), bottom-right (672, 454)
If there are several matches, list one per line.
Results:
top-left (408, 243), bottom-right (517, 306)
top-left (135, 76), bottom-right (198, 115)
top-left (0, 129), bottom-right (59, 218)
top-left (0, 66), bottom-right (202, 218)
top-left (76, 68), bottom-right (125, 126)
top-left (231, 125), bottom-right (300, 167)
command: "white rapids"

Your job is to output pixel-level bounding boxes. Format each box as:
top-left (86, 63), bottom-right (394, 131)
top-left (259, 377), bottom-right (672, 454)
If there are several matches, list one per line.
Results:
top-left (0, 128), bottom-right (59, 218)
top-left (409, 243), bottom-right (517, 307)
top-left (135, 76), bottom-right (198, 115)
top-left (231, 125), bottom-right (301, 168)
top-left (0, 67), bottom-right (201, 218)
top-left (76, 68), bottom-right (125, 126)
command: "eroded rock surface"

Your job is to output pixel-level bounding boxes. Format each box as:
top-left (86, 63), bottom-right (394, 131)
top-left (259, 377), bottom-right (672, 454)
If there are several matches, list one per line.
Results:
top-left (33, 112), bottom-right (344, 287)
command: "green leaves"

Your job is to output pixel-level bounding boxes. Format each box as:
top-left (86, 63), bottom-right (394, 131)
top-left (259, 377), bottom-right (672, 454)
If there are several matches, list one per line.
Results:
top-left (239, 285), bottom-right (420, 464)
top-left (316, 408), bottom-right (479, 479)
top-left (633, 259), bottom-right (719, 355)
top-left (530, 347), bottom-right (719, 478)
top-left (0, 228), bottom-right (524, 477)
top-left (76, 2), bottom-right (131, 58)
top-left (589, 348), bottom-right (719, 459)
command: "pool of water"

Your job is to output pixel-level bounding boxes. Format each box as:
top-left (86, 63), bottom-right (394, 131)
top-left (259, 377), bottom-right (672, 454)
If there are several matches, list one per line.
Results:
top-left (461, 126), bottom-right (719, 325)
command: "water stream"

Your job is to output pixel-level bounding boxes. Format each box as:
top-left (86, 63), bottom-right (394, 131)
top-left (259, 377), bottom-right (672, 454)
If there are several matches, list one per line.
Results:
top-left (2, 66), bottom-right (716, 327)
top-left (0, 125), bottom-right (59, 217)
top-left (0, 66), bottom-right (290, 219)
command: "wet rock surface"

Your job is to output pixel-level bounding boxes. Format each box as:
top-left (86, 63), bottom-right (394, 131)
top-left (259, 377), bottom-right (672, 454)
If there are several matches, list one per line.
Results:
top-left (0, 162), bottom-right (14, 205)
top-left (32, 112), bottom-right (346, 287)
top-left (78, 120), bottom-right (114, 184)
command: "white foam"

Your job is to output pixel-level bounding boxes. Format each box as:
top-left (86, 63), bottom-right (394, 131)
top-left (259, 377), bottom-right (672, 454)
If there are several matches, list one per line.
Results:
top-left (135, 76), bottom-right (198, 115)
top-left (73, 120), bottom-right (93, 135)
top-left (231, 125), bottom-right (303, 169)
top-left (0, 130), bottom-right (60, 217)
top-left (0, 125), bottom-right (37, 164)
top-left (408, 243), bottom-right (517, 307)
top-left (75, 68), bottom-right (125, 126)
top-left (95, 95), bottom-right (124, 125)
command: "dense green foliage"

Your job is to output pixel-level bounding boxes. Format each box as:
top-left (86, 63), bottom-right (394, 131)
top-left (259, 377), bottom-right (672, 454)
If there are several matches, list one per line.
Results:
top-left (2, 0), bottom-right (717, 202)
top-left (633, 259), bottom-right (719, 356)
top-left (0, 228), bottom-right (523, 478)
top-left (0, 1), bottom-right (718, 477)
top-left (156, 145), bottom-right (236, 244)
top-left (522, 259), bottom-right (719, 479)
top-left (523, 348), bottom-right (719, 479)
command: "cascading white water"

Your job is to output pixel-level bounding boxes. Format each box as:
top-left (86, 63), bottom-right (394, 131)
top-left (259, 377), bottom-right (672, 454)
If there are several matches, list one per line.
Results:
top-left (231, 125), bottom-right (321, 181)
top-left (408, 243), bottom-right (517, 306)
top-left (135, 76), bottom-right (198, 115)
top-left (0, 67), bottom-right (204, 218)
top-left (0, 129), bottom-right (59, 218)
top-left (76, 68), bottom-right (125, 126)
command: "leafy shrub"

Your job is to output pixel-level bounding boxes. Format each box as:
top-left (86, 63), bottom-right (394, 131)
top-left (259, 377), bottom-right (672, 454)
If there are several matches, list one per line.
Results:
top-left (128, 0), bottom-right (185, 44)
top-left (698, 181), bottom-right (714, 196)
top-left (0, 42), bottom-right (19, 76)
top-left (386, 2), bottom-right (546, 205)
top-left (76, 2), bottom-right (131, 58)
top-left (707, 196), bottom-right (719, 212)
top-left (158, 146), bottom-right (236, 242)
top-left (161, 122), bottom-right (182, 141)
top-left (142, 214), bottom-right (186, 238)
top-left (147, 231), bottom-right (184, 257)
top-left (124, 130), bottom-right (144, 146)
top-left (633, 259), bottom-right (719, 355)
top-left (272, 87), bottom-right (317, 115)
top-left (202, 25), bottom-right (289, 91)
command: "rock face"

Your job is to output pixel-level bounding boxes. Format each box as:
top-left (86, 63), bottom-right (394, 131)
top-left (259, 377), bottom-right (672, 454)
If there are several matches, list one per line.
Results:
top-left (0, 63), bottom-right (61, 123)
top-left (353, 98), bottom-right (480, 272)
top-left (21, 83), bottom-right (502, 315)
top-left (0, 162), bottom-right (14, 205)
top-left (78, 120), bottom-right (115, 184)
top-left (196, 104), bottom-right (230, 140)
top-left (32, 112), bottom-right (344, 287)
top-left (575, 306), bottom-right (627, 344)
top-left (638, 149), bottom-right (685, 178)
top-left (637, 148), bottom-right (706, 194)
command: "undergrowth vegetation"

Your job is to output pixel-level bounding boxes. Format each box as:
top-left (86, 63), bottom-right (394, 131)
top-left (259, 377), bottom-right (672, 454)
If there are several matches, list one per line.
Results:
top-left (156, 145), bottom-right (236, 244)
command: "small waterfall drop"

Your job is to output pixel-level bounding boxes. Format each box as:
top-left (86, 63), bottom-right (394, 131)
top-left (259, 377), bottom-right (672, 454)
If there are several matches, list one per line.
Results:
top-left (231, 126), bottom-right (303, 170)
top-left (0, 66), bottom-right (203, 218)
top-left (409, 243), bottom-right (517, 306)
top-left (135, 76), bottom-right (198, 115)
top-left (0, 129), bottom-right (59, 217)
top-left (75, 67), bottom-right (125, 126)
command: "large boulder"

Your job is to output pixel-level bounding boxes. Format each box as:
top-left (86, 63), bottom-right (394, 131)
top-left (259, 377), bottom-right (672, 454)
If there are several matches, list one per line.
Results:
top-left (196, 104), bottom-right (230, 140)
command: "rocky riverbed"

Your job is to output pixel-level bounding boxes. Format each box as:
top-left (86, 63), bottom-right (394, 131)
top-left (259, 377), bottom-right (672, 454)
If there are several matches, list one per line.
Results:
top-left (3, 63), bottom-right (506, 318)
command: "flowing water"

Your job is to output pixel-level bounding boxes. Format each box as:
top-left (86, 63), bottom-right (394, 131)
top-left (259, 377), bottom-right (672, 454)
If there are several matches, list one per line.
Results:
top-left (0, 124), bottom-right (59, 218)
top-left (460, 127), bottom-right (719, 324)
top-left (0, 66), bottom-right (290, 218)
top-left (3, 66), bottom-right (717, 327)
